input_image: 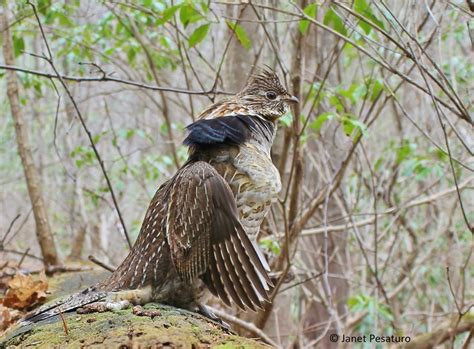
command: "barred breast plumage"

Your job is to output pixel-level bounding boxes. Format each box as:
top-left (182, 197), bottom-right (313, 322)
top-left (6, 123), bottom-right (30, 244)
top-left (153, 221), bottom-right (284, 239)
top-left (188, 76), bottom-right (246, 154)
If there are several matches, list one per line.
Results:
top-left (211, 140), bottom-right (281, 240)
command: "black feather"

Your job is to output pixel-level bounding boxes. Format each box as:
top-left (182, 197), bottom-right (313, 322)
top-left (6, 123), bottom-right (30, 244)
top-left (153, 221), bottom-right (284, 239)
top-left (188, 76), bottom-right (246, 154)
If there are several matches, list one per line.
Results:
top-left (183, 115), bottom-right (260, 146)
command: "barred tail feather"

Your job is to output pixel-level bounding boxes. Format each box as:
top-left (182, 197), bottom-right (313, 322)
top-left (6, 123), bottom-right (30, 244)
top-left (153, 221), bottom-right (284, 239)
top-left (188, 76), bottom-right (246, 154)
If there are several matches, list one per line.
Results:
top-left (21, 286), bottom-right (107, 325)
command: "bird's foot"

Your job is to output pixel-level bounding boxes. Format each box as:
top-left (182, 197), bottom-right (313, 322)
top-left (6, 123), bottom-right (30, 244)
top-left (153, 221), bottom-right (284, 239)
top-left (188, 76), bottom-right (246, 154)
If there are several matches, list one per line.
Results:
top-left (77, 286), bottom-right (153, 315)
top-left (197, 304), bottom-right (230, 330)
top-left (77, 299), bottom-right (130, 314)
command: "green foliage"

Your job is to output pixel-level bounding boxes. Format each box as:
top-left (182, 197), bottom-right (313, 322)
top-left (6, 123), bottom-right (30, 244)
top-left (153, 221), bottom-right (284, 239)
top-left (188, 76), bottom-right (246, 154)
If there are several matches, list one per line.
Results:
top-left (70, 145), bottom-right (96, 169)
top-left (299, 3), bottom-right (318, 34)
top-left (376, 139), bottom-right (448, 182)
top-left (311, 112), bottom-right (336, 131)
top-left (323, 7), bottom-right (347, 36)
top-left (395, 140), bottom-right (416, 164)
top-left (354, 0), bottom-right (385, 34)
top-left (179, 3), bottom-right (203, 28)
top-left (12, 35), bottom-right (24, 57)
top-left (341, 114), bottom-right (367, 139)
top-left (365, 77), bottom-right (384, 102)
top-left (188, 23), bottom-right (210, 47)
top-left (259, 237), bottom-right (281, 256)
top-left (338, 83), bottom-right (368, 104)
top-left (156, 5), bottom-right (180, 25)
top-left (226, 21), bottom-right (251, 50)
top-left (348, 294), bottom-right (394, 333)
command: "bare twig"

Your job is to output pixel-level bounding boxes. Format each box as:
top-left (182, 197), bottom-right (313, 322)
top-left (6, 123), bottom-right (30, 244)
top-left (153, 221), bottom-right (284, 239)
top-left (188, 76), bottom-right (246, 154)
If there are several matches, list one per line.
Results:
top-left (208, 306), bottom-right (281, 348)
top-left (1, 214), bottom-right (21, 245)
top-left (27, 0), bottom-right (132, 249)
top-left (88, 255), bottom-right (115, 273)
top-left (0, 64), bottom-right (231, 95)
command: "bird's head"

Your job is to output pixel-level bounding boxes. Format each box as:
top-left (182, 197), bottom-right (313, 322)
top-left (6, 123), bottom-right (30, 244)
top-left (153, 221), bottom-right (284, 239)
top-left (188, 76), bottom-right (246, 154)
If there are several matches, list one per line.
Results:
top-left (236, 68), bottom-right (299, 121)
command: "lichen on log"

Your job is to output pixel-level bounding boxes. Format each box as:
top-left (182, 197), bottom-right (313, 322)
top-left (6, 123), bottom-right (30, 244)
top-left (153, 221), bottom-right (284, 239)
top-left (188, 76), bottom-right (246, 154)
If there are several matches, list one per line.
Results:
top-left (2, 303), bottom-right (271, 348)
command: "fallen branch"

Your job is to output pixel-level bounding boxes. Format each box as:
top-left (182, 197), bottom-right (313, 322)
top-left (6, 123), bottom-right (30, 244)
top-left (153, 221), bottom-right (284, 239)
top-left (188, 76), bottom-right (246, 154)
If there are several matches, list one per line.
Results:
top-left (399, 313), bottom-right (474, 349)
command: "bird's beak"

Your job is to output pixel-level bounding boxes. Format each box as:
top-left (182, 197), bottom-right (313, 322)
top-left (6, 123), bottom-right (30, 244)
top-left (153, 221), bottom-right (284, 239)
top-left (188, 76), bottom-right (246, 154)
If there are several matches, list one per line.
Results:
top-left (285, 95), bottom-right (299, 104)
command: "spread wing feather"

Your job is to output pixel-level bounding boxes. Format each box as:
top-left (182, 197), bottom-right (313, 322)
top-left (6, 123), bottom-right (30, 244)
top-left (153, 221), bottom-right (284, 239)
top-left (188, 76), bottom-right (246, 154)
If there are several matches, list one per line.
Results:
top-left (166, 161), bottom-right (271, 310)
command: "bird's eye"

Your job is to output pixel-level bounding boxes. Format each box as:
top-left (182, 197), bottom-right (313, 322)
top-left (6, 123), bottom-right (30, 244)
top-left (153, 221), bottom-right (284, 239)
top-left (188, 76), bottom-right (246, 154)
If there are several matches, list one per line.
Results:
top-left (266, 91), bottom-right (277, 100)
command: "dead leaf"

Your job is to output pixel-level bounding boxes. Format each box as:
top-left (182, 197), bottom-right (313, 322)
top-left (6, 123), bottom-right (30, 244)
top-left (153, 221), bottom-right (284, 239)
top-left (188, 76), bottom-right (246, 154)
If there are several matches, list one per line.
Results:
top-left (2, 272), bottom-right (48, 310)
top-left (0, 304), bottom-right (21, 331)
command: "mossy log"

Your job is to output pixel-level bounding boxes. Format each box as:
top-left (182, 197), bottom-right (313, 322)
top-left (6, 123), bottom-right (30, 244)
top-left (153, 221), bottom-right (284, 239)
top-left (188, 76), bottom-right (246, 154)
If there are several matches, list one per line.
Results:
top-left (2, 303), bottom-right (271, 348)
top-left (1, 269), bottom-right (271, 348)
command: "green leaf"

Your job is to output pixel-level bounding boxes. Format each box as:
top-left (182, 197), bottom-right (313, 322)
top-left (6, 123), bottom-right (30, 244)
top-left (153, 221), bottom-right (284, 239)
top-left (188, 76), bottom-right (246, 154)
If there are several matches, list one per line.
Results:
top-left (341, 114), bottom-right (367, 139)
top-left (431, 147), bottom-right (448, 162)
top-left (354, 0), bottom-right (385, 34)
top-left (396, 140), bottom-right (415, 164)
top-left (13, 36), bottom-right (25, 57)
top-left (311, 112), bottom-right (335, 131)
top-left (188, 23), bottom-right (210, 47)
top-left (92, 134), bottom-right (101, 144)
top-left (323, 7), bottom-right (347, 37)
top-left (299, 3), bottom-right (318, 34)
top-left (369, 79), bottom-right (383, 101)
top-left (338, 83), bottom-right (368, 104)
top-left (259, 237), bottom-right (281, 256)
top-left (127, 46), bottom-right (137, 63)
top-left (56, 12), bottom-right (74, 27)
top-left (157, 4), bottom-right (181, 25)
top-left (329, 95), bottom-right (344, 112)
top-left (179, 4), bottom-right (202, 28)
top-left (226, 21), bottom-right (251, 49)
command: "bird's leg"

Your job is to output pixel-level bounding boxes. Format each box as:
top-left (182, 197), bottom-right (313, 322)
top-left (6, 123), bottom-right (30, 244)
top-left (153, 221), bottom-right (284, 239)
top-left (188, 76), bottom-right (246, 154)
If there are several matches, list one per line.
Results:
top-left (78, 299), bottom-right (130, 314)
top-left (197, 303), bottom-right (230, 330)
top-left (78, 286), bottom-right (153, 314)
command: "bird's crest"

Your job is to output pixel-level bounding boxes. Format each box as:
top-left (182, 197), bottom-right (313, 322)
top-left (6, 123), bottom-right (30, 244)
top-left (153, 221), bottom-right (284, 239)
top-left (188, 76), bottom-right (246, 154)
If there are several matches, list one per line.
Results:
top-left (238, 66), bottom-right (287, 97)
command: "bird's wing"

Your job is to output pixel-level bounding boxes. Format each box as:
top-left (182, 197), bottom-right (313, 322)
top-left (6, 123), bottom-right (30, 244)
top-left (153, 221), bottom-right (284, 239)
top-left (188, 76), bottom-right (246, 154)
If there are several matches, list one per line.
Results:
top-left (166, 161), bottom-right (272, 311)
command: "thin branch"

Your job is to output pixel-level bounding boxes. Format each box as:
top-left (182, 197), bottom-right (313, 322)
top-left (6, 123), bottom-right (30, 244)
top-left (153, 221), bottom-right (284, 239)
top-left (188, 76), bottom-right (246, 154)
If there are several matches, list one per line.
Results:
top-left (0, 64), bottom-right (232, 95)
top-left (1, 214), bottom-right (21, 245)
top-left (27, 0), bottom-right (132, 249)
top-left (208, 306), bottom-right (281, 348)
top-left (88, 255), bottom-right (115, 273)
top-left (301, 176), bottom-right (473, 236)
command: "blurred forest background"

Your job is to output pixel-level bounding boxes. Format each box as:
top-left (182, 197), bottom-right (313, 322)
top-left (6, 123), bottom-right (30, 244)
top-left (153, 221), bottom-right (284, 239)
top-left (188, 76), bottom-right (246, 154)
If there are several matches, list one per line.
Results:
top-left (0, 0), bottom-right (473, 348)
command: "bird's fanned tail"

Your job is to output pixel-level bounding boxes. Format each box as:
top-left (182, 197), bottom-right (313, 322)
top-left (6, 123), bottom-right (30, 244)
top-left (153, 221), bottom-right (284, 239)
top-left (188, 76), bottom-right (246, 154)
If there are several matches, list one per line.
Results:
top-left (21, 286), bottom-right (108, 325)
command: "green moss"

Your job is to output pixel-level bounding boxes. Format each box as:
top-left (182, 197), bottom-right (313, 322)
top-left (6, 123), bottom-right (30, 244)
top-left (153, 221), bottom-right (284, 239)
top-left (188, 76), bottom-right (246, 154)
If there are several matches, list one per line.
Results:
top-left (2, 304), bottom-right (271, 348)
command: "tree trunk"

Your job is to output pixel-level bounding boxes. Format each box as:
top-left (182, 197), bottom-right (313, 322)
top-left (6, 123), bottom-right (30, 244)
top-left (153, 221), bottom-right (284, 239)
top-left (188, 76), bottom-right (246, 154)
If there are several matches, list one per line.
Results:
top-left (1, 2), bottom-right (59, 268)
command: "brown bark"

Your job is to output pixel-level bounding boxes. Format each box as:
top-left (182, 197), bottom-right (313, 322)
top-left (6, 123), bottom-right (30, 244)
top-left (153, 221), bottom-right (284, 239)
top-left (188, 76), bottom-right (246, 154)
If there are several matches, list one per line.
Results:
top-left (1, 2), bottom-right (59, 268)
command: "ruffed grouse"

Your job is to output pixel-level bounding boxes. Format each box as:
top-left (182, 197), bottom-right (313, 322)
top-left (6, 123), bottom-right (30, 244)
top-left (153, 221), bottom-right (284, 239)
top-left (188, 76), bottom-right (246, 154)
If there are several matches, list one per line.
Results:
top-left (23, 68), bottom-right (298, 325)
